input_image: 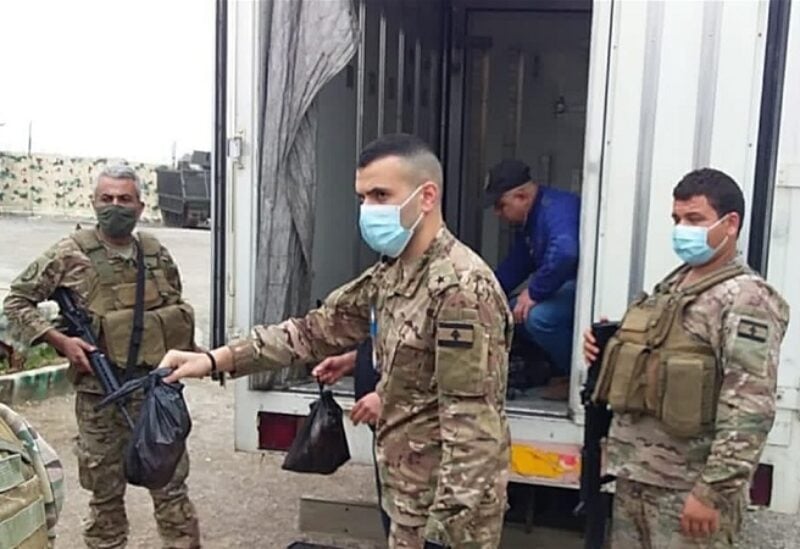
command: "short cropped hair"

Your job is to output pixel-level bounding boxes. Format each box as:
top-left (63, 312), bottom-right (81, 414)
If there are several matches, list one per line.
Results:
top-left (95, 164), bottom-right (142, 198)
top-left (673, 168), bottom-right (745, 234)
top-left (358, 133), bottom-right (442, 187)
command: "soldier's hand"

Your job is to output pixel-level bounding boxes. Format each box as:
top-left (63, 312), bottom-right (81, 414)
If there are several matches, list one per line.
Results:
top-left (350, 392), bottom-right (381, 426)
top-left (312, 350), bottom-right (357, 385)
top-left (60, 336), bottom-right (95, 374)
top-left (583, 317), bottom-right (609, 365)
top-left (583, 328), bottom-right (600, 364)
top-left (160, 350), bottom-right (213, 382)
top-left (680, 494), bottom-right (720, 538)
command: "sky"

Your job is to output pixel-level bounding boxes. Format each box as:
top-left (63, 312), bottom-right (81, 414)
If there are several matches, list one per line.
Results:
top-left (0, 0), bottom-right (215, 164)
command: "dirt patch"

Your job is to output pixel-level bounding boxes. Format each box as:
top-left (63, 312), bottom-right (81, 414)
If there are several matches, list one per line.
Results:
top-left (20, 379), bottom-right (381, 549)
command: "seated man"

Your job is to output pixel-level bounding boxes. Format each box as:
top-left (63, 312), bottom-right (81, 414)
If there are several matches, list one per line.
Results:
top-left (484, 159), bottom-right (580, 400)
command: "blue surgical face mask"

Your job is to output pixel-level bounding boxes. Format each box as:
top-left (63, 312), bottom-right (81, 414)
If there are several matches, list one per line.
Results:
top-left (359, 185), bottom-right (424, 258)
top-left (672, 215), bottom-right (729, 266)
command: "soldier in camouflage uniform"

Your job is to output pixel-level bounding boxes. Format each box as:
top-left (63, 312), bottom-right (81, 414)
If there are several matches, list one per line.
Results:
top-left (584, 168), bottom-right (790, 548)
top-left (3, 165), bottom-right (200, 548)
top-left (160, 134), bottom-right (513, 549)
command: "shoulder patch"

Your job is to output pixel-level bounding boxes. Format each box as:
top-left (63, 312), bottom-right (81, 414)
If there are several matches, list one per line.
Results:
top-left (737, 317), bottom-right (768, 343)
top-left (730, 314), bottom-right (772, 377)
top-left (20, 262), bottom-right (40, 282)
top-left (438, 321), bottom-right (474, 348)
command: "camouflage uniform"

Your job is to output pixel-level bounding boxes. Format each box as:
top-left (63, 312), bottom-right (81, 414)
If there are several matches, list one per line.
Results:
top-left (0, 403), bottom-right (65, 548)
top-left (228, 227), bottom-right (513, 548)
top-left (601, 259), bottom-right (789, 548)
top-left (2, 228), bottom-right (200, 549)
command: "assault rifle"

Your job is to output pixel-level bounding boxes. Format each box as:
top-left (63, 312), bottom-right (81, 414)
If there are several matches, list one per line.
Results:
top-left (52, 287), bottom-right (134, 428)
top-left (575, 320), bottom-right (619, 549)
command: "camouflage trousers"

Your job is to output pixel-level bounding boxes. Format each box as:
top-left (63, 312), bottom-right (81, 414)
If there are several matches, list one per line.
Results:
top-left (75, 390), bottom-right (201, 549)
top-left (611, 479), bottom-right (744, 549)
top-left (387, 502), bottom-right (504, 549)
top-left (388, 521), bottom-right (503, 549)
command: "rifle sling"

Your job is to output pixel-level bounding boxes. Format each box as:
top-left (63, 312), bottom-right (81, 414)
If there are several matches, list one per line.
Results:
top-left (125, 240), bottom-right (146, 377)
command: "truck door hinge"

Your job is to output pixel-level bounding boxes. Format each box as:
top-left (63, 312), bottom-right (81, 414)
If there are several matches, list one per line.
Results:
top-left (227, 134), bottom-right (244, 168)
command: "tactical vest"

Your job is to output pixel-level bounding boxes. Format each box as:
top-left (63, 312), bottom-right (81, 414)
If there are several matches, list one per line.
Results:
top-left (593, 263), bottom-right (746, 438)
top-left (71, 229), bottom-right (195, 369)
top-left (0, 417), bottom-right (48, 548)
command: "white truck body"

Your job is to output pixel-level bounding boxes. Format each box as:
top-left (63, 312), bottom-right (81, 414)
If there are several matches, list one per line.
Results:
top-left (225, 0), bottom-right (800, 514)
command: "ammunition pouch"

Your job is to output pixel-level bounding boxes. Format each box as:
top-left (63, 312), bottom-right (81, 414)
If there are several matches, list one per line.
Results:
top-left (593, 263), bottom-right (745, 437)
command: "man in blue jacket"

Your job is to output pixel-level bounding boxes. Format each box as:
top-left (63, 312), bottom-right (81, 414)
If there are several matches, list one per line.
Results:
top-left (484, 159), bottom-right (580, 400)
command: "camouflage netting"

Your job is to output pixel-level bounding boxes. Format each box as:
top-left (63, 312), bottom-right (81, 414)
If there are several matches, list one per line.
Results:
top-left (0, 152), bottom-right (162, 222)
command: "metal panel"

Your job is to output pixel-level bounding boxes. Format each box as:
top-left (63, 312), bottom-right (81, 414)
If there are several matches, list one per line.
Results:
top-left (749, 0), bottom-right (793, 274)
top-left (396, 5), bottom-right (406, 132)
top-left (459, 36), bottom-right (492, 250)
top-left (627, 1), bottom-right (665, 302)
top-left (377, 5), bottom-right (387, 136)
top-left (444, 3), bottom-right (467, 231)
top-left (501, 48), bottom-right (525, 159)
top-left (355, 0), bottom-right (367, 154)
top-left (708, 1), bottom-right (769, 254)
top-left (428, 49), bottom-right (440, 147)
top-left (692, 1), bottom-right (723, 168)
top-left (767, 2), bottom-right (800, 403)
top-left (593, 1), bottom-right (649, 321)
top-left (413, 34), bottom-right (422, 134)
top-left (355, 0), bottom-right (384, 273)
top-left (229, 0), bottom-right (262, 445)
top-left (570, 0), bottom-right (615, 414)
top-left (640, 1), bottom-right (705, 293)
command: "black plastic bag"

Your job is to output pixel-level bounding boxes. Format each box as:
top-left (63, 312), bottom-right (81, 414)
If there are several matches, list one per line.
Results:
top-left (282, 382), bottom-right (350, 475)
top-left (97, 368), bottom-right (192, 489)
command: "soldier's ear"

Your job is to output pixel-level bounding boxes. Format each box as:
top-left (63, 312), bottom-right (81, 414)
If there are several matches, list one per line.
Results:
top-left (419, 181), bottom-right (438, 212)
top-left (726, 212), bottom-right (741, 237)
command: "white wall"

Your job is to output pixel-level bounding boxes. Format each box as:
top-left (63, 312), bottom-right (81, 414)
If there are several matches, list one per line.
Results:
top-left (593, 1), bottom-right (769, 321)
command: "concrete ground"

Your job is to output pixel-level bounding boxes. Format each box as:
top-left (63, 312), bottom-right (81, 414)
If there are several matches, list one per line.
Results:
top-left (0, 216), bottom-right (212, 347)
top-left (1, 215), bottom-right (798, 548)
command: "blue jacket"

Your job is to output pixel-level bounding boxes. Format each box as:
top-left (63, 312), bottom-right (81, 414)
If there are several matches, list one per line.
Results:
top-left (495, 186), bottom-right (580, 302)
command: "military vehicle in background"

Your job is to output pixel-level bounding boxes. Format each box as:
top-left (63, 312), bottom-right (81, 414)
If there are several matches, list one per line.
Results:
top-left (156, 150), bottom-right (211, 228)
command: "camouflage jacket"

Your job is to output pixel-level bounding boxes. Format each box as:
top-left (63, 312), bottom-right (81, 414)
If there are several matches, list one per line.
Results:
top-left (0, 403), bottom-right (64, 542)
top-left (228, 227), bottom-right (513, 546)
top-left (2, 227), bottom-right (185, 391)
top-left (607, 258), bottom-right (790, 512)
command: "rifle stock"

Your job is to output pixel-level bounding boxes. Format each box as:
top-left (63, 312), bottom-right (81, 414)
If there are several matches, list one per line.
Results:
top-left (51, 287), bottom-right (134, 428)
top-left (576, 320), bottom-right (619, 549)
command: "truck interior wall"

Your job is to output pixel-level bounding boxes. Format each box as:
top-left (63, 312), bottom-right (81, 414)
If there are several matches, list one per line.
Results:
top-left (311, 0), bottom-right (446, 301)
top-left (462, 10), bottom-right (591, 268)
top-left (311, 69), bottom-right (359, 302)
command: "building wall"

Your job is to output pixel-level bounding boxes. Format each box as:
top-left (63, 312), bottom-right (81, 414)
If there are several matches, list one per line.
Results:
top-left (0, 152), bottom-right (162, 222)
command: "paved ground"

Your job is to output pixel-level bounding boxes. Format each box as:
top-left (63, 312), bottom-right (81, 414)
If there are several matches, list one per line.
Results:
top-left (0, 216), bottom-right (212, 349)
top-left (2, 215), bottom-right (799, 548)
